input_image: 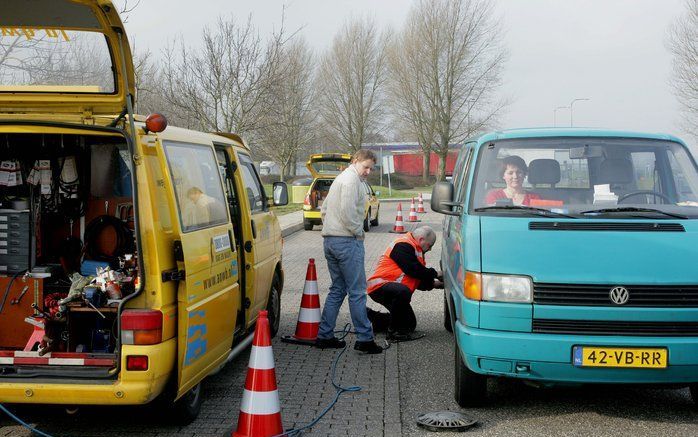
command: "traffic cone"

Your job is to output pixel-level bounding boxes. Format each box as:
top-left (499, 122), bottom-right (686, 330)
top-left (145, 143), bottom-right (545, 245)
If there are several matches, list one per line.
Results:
top-left (232, 310), bottom-right (285, 437)
top-left (408, 198), bottom-right (421, 222)
top-left (389, 203), bottom-right (407, 233)
top-left (417, 193), bottom-right (426, 213)
top-left (281, 259), bottom-right (321, 346)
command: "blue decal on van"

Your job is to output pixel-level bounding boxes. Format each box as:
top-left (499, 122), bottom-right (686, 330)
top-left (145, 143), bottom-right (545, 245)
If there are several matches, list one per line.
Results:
top-left (184, 310), bottom-right (208, 366)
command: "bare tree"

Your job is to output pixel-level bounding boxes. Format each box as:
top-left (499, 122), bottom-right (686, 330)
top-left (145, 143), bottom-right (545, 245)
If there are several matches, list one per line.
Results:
top-left (256, 39), bottom-right (317, 181)
top-left (317, 17), bottom-right (390, 152)
top-left (668, 0), bottom-right (698, 139)
top-left (403, 0), bottom-right (508, 180)
top-left (387, 35), bottom-right (438, 185)
top-left (160, 15), bottom-right (288, 136)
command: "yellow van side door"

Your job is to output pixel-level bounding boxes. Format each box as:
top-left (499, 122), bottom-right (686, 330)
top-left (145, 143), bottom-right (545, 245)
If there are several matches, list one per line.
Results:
top-left (233, 151), bottom-right (277, 327)
top-left (157, 139), bottom-right (240, 398)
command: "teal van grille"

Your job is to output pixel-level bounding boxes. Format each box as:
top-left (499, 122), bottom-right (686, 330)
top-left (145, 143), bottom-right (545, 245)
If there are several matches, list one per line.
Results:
top-left (528, 222), bottom-right (685, 232)
top-left (533, 319), bottom-right (698, 336)
top-left (534, 283), bottom-right (698, 307)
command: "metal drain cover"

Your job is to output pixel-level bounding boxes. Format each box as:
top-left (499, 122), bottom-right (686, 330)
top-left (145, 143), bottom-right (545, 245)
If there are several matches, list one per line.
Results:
top-left (416, 411), bottom-right (478, 432)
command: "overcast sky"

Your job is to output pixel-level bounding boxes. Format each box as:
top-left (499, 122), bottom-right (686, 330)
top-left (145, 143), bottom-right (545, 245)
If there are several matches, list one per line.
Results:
top-left (123, 0), bottom-right (693, 146)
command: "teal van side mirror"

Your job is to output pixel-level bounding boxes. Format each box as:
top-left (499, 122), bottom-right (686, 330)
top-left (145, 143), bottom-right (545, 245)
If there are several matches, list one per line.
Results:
top-left (431, 181), bottom-right (461, 216)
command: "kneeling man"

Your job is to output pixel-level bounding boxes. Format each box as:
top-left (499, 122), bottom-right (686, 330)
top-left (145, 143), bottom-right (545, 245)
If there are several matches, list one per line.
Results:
top-left (366, 226), bottom-right (443, 341)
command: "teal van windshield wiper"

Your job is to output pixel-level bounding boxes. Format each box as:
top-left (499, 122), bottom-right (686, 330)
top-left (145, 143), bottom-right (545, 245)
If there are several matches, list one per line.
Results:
top-left (579, 206), bottom-right (688, 220)
top-left (474, 205), bottom-right (576, 218)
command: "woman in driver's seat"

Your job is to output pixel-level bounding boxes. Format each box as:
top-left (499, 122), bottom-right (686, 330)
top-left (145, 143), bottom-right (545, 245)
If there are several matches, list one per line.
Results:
top-left (485, 155), bottom-right (541, 206)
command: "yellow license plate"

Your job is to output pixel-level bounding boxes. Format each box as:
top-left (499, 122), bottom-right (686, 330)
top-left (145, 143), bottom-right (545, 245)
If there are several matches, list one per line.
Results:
top-left (573, 346), bottom-right (667, 368)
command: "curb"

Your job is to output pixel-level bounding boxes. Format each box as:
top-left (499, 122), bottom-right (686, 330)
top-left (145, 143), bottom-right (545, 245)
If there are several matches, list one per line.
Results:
top-left (281, 222), bottom-right (304, 237)
top-left (378, 198), bottom-right (430, 203)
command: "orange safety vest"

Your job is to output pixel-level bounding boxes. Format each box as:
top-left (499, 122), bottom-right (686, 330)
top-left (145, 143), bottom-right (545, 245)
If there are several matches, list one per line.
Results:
top-left (367, 232), bottom-right (425, 294)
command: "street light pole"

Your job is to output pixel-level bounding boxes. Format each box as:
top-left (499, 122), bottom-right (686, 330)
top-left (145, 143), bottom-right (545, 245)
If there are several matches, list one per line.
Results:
top-left (553, 106), bottom-right (568, 127)
top-left (569, 98), bottom-right (590, 127)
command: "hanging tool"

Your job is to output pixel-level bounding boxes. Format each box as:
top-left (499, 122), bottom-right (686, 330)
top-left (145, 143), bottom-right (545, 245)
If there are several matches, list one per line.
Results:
top-left (10, 285), bottom-right (29, 305)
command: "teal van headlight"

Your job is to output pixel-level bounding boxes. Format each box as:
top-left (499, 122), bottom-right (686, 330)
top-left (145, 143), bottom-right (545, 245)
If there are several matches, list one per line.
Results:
top-left (481, 274), bottom-right (533, 303)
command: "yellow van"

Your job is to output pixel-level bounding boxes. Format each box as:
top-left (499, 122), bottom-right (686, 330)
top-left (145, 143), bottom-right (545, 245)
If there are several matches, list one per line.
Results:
top-left (0, 0), bottom-right (287, 424)
top-left (302, 153), bottom-right (380, 230)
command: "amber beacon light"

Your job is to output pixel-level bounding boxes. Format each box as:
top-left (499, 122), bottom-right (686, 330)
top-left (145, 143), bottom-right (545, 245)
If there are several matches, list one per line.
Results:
top-left (144, 113), bottom-right (168, 133)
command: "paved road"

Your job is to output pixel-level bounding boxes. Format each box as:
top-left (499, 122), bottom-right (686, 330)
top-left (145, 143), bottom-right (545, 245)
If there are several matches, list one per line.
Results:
top-left (3, 202), bottom-right (698, 436)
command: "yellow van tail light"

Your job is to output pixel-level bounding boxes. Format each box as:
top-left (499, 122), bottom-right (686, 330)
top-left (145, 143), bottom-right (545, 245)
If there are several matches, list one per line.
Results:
top-left (121, 310), bottom-right (163, 345)
top-left (464, 271), bottom-right (482, 301)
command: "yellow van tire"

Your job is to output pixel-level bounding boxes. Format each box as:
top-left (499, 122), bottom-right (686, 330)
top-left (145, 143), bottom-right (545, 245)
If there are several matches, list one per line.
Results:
top-left (171, 383), bottom-right (203, 425)
top-left (454, 340), bottom-right (487, 407)
top-left (266, 276), bottom-right (282, 337)
top-left (303, 219), bottom-right (314, 231)
top-left (154, 381), bottom-right (203, 425)
top-left (370, 207), bottom-right (379, 226)
top-left (363, 212), bottom-right (370, 232)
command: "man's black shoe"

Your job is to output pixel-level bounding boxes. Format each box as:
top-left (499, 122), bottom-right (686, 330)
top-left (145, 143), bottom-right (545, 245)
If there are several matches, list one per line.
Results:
top-left (354, 340), bottom-right (384, 354)
top-left (314, 337), bottom-right (346, 349)
top-left (366, 308), bottom-right (391, 333)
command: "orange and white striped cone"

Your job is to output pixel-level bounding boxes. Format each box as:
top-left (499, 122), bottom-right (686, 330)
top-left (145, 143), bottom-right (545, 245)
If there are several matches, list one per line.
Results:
top-left (232, 310), bottom-right (285, 437)
top-left (389, 203), bottom-right (407, 234)
top-left (281, 259), bottom-right (321, 346)
top-left (408, 197), bottom-right (421, 222)
top-left (417, 193), bottom-right (426, 213)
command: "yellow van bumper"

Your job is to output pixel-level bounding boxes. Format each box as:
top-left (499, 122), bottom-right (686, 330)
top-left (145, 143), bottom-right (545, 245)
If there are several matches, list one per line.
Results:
top-left (0, 340), bottom-right (176, 405)
top-left (303, 210), bottom-right (321, 220)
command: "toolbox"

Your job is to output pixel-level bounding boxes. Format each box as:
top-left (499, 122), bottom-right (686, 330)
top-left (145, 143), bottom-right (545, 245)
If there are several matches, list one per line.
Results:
top-left (0, 210), bottom-right (35, 273)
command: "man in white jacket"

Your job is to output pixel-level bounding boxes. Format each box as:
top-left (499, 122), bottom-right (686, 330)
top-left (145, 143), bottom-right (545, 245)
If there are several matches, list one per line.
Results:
top-left (315, 149), bottom-right (383, 354)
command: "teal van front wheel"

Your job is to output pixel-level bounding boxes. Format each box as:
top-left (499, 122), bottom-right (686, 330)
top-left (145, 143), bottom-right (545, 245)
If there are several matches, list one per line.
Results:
top-left (444, 294), bottom-right (453, 333)
top-left (454, 341), bottom-right (487, 407)
top-left (690, 384), bottom-right (698, 408)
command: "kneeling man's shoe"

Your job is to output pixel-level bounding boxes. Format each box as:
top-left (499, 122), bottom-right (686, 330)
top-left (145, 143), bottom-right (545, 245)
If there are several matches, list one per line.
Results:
top-left (354, 340), bottom-right (384, 354)
top-left (314, 337), bottom-right (346, 349)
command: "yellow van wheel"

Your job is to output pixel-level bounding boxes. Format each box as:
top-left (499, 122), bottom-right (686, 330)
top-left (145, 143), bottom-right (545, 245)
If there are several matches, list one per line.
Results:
top-left (154, 381), bottom-right (203, 425)
top-left (266, 277), bottom-right (281, 337)
top-left (171, 383), bottom-right (203, 424)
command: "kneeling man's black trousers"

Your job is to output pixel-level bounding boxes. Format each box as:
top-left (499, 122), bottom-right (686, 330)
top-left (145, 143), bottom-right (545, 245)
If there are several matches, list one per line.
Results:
top-left (369, 282), bottom-right (416, 334)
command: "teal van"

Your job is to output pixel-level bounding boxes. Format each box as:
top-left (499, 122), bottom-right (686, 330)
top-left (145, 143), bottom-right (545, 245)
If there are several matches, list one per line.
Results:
top-left (431, 128), bottom-right (698, 407)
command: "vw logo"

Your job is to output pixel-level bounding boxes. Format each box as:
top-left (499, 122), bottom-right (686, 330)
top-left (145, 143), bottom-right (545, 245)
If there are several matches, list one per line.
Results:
top-left (609, 286), bottom-right (630, 305)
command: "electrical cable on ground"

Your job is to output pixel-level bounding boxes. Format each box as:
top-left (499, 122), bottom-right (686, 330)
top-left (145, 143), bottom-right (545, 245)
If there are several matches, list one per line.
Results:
top-left (274, 323), bottom-right (365, 437)
top-left (0, 403), bottom-right (55, 437)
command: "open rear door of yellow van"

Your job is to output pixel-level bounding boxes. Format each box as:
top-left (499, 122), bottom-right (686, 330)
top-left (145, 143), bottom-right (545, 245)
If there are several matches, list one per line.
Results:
top-left (0, 0), bottom-right (135, 117)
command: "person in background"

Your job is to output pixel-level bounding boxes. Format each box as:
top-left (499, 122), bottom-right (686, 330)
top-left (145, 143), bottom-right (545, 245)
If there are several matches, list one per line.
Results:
top-left (314, 149), bottom-right (383, 354)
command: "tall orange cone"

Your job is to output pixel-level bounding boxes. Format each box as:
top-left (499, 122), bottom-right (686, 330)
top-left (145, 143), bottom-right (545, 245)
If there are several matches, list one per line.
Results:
top-left (233, 310), bottom-right (285, 437)
top-left (281, 259), bottom-right (321, 346)
top-left (407, 197), bottom-right (421, 222)
top-left (417, 193), bottom-right (426, 213)
top-left (389, 203), bottom-right (407, 234)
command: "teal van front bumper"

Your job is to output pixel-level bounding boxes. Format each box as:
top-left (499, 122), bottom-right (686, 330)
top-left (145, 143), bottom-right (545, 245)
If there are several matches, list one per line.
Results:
top-left (456, 320), bottom-right (698, 384)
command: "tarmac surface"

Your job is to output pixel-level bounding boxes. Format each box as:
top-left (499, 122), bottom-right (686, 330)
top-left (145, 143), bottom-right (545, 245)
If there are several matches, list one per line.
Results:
top-left (2, 201), bottom-right (698, 436)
